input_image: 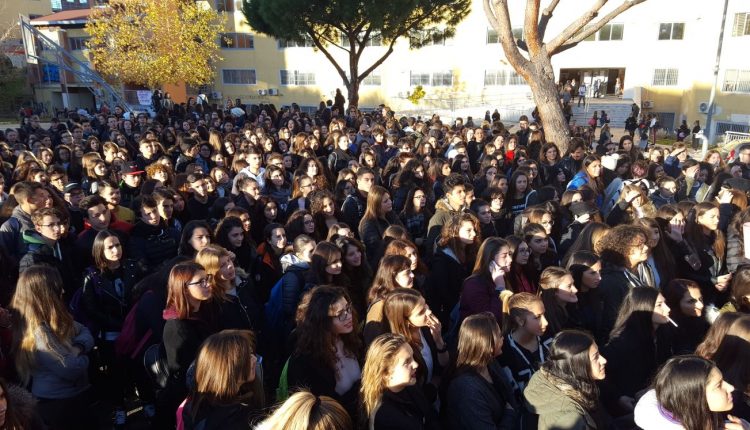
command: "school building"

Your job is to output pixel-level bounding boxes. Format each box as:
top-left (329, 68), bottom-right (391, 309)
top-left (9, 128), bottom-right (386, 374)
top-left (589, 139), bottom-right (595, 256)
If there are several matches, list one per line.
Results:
top-left (11, 0), bottom-right (750, 142)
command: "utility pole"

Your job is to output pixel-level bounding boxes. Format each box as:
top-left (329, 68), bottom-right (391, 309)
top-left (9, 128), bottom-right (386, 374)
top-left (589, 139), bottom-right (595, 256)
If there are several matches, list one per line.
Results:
top-left (704, 0), bottom-right (730, 146)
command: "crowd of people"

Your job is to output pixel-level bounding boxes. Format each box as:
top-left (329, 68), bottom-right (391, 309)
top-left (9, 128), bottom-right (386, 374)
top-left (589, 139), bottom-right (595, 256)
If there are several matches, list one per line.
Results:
top-left (0, 96), bottom-right (750, 430)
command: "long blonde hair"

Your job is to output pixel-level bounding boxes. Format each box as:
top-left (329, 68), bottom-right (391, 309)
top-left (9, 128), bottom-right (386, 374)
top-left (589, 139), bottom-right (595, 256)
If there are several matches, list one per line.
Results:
top-left (255, 391), bottom-right (351, 430)
top-left (195, 244), bottom-right (234, 300)
top-left (361, 333), bottom-right (410, 418)
top-left (11, 265), bottom-right (76, 385)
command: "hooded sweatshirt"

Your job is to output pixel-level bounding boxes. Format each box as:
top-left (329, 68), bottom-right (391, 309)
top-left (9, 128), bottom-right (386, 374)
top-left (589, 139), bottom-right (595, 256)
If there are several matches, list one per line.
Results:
top-left (633, 389), bottom-right (685, 430)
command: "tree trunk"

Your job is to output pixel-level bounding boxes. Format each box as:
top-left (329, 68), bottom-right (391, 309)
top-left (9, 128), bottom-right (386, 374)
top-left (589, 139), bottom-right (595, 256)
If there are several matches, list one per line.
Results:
top-left (526, 50), bottom-right (570, 154)
top-left (347, 77), bottom-right (360, 110)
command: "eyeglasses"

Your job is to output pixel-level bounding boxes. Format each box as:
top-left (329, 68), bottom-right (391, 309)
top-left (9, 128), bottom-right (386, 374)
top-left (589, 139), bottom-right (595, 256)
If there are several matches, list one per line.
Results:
top-left (40, 222), bottom-right (63, 229)
top-left (187, 278), bottom-right (209, 288)
top-left (331, 304), bottom-right (352, 322)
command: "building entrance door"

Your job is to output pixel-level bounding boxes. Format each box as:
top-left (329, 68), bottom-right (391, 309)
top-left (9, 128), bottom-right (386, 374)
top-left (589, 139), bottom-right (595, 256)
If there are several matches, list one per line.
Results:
top-left (559, 68), bottom-right (625, 97)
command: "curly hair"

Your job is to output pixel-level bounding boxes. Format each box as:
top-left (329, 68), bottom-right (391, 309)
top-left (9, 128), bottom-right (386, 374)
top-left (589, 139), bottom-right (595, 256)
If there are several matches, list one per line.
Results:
top-left (595, 224), bottom-right (649, 269)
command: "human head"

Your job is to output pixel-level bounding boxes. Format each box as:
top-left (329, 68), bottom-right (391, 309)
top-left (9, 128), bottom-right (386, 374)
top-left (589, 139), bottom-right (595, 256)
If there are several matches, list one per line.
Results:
top-left (309, 241), bottom-right (343, 281)
top-left (443, 173), bottom-right (467, 209)
top-left (361, 333), bottom-right (415, 417)
top-left (504, 292), bottom-right (547, 337)
top-left (595, 224), bottom-right (649, 270)
top-left (610, 287), bottom-right (670, 340)
top-left (566, 251), bottom-right (602, 291)
top-left (472, 237), bottom-right (511, 279)
top-left (663, 278), bottom-right (704, 320)
top-left (456, 312), bottom-right (503, 370)
top-left (192, 330), bottom-right (263, 410)
top-left (92, 230), bottom-right (123, 270)
top-left (653, 355), bottom-right (733, 430)
top-left (31, 207), bottom-right (63, 243)
top-left (542, 330), bottom-right (606, 410)
top-left (255, 391), bottom-right (351, 430)
top-left (369, 255), bottom-right (413, 304)
top-left (79, 195), bottom-right (111, 231)
top-left (263, 223), bottom-right (287, 253)
top-left (195, 244), bottom-right (236, 295)
top-left (179, 220), bottom-right (213, 256)
top-left (165, 262), bottom-right (211, 319)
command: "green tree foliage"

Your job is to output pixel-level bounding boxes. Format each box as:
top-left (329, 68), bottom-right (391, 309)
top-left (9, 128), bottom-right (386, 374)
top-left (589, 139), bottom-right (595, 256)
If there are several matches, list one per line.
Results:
top-left (242, 0), bottom-right (471, 108)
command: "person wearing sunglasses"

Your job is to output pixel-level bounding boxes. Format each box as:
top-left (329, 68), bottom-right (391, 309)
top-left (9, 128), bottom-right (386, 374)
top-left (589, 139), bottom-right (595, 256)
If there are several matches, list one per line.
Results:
top-left (287, 285), bottom-right (362, 420)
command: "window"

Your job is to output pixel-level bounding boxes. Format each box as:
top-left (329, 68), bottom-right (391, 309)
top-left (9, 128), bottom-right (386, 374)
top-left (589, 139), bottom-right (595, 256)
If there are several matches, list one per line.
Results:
top-left (280, 70), bottom-right (315, 85)
top-left (340, 31), bottom-right (382, 47)
top-left (598, 23), bottom-right (624, 41)
top-left (652, 68), bottom-right (679, 86)
top-left (220, 33), bottom-right (254, 49)
top-left (733, 13), bottom-right (750, 37)
top-left (409, 72), bottom-right (430, 86)
top-left (278, 35), bottom-right (314, 48)
top-left (410, 71), bottom-right (452, 86)
top-left (222, 69), bottom-right (256, 85)
top-left (484, 70), bottom-right (527, 86)
top-left (362, 73), bottom-right (381, 86)
top-left (431, 71), bottom-right (453, 86)
top-left (216, 0), bottom-right (234, 12)
top-left (410, 30), bottom-right (447, 47)
top-left (51, 0), bottom-right (62, 10)
top-left (659, 23), bottom-right (684, 40)
top-left (68, 37), bottom-right (89, 50)
top-left (723, 69), bottom-right (750, 93)
top-left (486, 28), bottom-right (499, 44)
top-left (512, 28), bottom-right (525, 42)
top-left (484, 70), bottom-right (507, 86)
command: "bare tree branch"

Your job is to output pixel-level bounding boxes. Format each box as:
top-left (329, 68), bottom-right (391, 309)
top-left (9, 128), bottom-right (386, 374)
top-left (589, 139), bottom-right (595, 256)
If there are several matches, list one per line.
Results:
top-left (303, 23), bottom-right (350, 86)
top-left (484, 0), bottom-right (530, 73)
top-left (551, 0), bottom-right (647, 54)
top-left (545, 0), bottom-right (607, 55)
top-left (538, 0), bottom-right (562, 39)
top-left (523, 0), bottom-right (542, 54)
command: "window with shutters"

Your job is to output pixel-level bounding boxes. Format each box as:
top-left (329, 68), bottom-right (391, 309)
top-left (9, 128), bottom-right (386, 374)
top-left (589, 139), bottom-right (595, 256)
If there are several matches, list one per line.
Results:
top-left (652, 69), bottom-right (679, 86)
top-left (733, 13), bottom-right (750, 36)
top-left (723, 70), bottom-right (750, 93)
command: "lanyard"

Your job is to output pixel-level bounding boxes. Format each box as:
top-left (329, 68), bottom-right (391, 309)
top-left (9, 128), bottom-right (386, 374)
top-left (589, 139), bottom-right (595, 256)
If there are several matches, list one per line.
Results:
top-left (508, 332), bottom-right (544, 371)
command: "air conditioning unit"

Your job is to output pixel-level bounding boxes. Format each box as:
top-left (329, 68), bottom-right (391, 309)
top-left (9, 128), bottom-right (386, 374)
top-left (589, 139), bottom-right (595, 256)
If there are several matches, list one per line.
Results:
top-left (258, 89), bottom-right (268, 96)
top-left (268, 88), bottom-right (279, 96)
top-left (210, 91), bottom-right (222, 99)
top-left (642, 100), bottom-right (654, 109)
top-left (698, 101), bottom-right (710, 114)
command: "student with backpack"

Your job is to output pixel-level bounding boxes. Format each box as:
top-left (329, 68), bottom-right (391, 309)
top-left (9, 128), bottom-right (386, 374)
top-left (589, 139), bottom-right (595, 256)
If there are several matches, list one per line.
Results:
top-left (79, 230), bottom-right (146, 428)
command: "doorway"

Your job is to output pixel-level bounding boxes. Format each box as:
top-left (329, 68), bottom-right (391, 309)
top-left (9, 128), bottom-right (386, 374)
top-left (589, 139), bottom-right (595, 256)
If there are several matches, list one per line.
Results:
top-left (559, 68), bottom-right (625, 96)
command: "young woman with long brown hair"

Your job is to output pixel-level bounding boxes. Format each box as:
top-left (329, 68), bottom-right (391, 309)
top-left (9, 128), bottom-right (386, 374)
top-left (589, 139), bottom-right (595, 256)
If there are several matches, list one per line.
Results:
top-left (361, 333), bottom-right (440, 430)
top-left (12, 265), bottom-right (96, 430)
top-left (383, 289), bottom-right (448, 389)
top-left (359, 185), bottom-right (404, 268)
top-left (364, 255), bottom-right (414, 346)
top-left (287, 286), bottom-right (362, 420)
top-left (181, 330), bottom-right (265, 428)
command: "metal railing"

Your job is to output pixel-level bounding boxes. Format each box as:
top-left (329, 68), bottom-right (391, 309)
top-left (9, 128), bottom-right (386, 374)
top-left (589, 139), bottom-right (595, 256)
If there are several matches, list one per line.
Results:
top-left (19, 15), bottom-right (135, 114)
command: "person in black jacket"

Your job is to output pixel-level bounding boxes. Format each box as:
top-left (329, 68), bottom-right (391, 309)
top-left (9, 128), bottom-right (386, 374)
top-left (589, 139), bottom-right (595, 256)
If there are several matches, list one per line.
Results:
top-left (601, 287), bottom-right (673, 418)
top-left (661, 278), bottom-right (710, 355)
top-left (182, 330), bottom-right (265, 430)
top-left (342, 167), bottom-right (376, 237)
top-left (426, 213), bottom-right (480, 327)
top-left (155, 262), bottom-right (218, 429)
top-left (445, 312), bottom-right (519, 429)
top-left (362, 333), bottom-right (441, 430)
top-left (358, 185), bottom-right (404, 269)
top-left (287, 286), bottom-right (362, 421)
top-left (596, 225), bottom-right (650, 338)
top-left (196, 245), bottom-right (261, 332)
top-left (127, 195), bottom-right (179, 271)
top-left (81, 229), bottom-right (146, 426)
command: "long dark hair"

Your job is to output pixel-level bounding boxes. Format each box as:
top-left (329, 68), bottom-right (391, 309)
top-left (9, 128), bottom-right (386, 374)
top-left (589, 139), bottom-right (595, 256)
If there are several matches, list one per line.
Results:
top-left (685, 202), bottom-right (725, 262)
top-left (179, 220), bottom-right (213, 256)
top-left (541, 330), bottom-right (600, 412)
top-left (610, 286), bottom-right (660, 340)
top-left (653, 355), bottom-right (722, 430)
top-left (294, 286), bottom-right (362, 372)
